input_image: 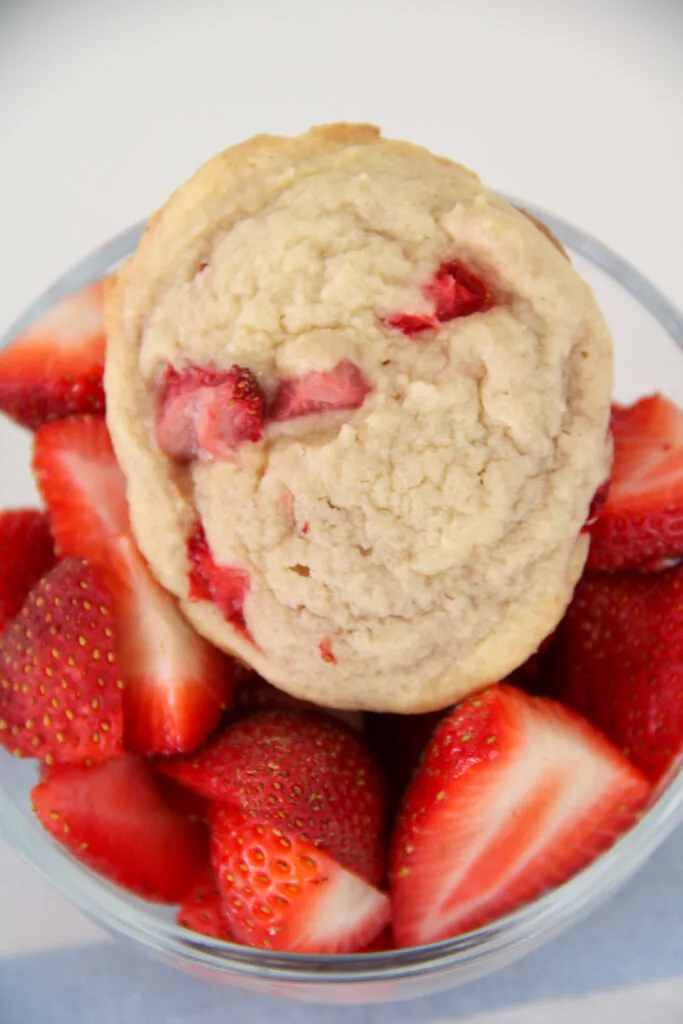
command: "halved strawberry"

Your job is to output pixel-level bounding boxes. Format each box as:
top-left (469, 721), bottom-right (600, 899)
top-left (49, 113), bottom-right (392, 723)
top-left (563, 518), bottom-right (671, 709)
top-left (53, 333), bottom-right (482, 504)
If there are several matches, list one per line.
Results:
top-left (33, 415), bottom-right (129, 570)
top-left (0, 558), bottom-right (124, 765)
top-left (155, 365), bottom-right (264, 461)
top-left (104, 534), bottom-right (235, 756)
top-left (0, 509), bottom-right (56, 631)
top-left (268, 361), bottom-right (371, 422)
top-left (211, 805), bottom-right (391, 953)
top-left (550, 567), bottom-right (683, 781)
top-left (31, 753), bottom-right (208, 902)
top-left (390, 684), bottom-right (651, 947)
top-left (157, 709), bottom-right (387, 884)
top-left (177, 865), bottom-right (235, 940)
top-left (588, 396), bottom-right (683, 571)
top-left (0, 282), bottom-right (106, 430)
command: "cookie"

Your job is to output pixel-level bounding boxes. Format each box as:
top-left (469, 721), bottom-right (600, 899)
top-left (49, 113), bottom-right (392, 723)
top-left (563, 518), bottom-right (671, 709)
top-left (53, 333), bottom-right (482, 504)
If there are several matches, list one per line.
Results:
top-left (104, 123), bottom-right (612, 712)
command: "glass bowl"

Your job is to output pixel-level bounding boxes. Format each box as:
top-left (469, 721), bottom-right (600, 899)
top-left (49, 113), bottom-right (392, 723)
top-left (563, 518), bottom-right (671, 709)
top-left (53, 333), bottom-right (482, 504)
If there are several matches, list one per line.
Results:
top-left (1, 207), bottom-right (683, 1006)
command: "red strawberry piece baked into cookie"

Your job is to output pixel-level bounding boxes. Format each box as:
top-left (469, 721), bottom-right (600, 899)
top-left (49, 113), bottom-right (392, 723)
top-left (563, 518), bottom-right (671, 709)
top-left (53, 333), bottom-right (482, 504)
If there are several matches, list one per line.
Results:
top-left (0, 281), bottom-right (106, 430)
top-left (104, 123), bottom-right (612, 715)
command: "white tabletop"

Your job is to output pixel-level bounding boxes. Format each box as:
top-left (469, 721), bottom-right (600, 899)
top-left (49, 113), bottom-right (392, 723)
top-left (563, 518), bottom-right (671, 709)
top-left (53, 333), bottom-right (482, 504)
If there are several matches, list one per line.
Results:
top-left (1, 1), bottom-right (683, 1021)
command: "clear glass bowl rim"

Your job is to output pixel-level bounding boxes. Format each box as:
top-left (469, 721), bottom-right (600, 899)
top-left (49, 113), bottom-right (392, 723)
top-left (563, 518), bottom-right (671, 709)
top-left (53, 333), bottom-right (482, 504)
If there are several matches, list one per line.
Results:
top-left (2, 201), bottom-right (683, 989)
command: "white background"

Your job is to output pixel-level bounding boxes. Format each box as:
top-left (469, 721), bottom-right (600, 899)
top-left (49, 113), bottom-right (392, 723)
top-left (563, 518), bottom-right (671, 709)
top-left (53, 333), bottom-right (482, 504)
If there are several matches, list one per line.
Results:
top-left (1, 1), bottom-right (683, 1021)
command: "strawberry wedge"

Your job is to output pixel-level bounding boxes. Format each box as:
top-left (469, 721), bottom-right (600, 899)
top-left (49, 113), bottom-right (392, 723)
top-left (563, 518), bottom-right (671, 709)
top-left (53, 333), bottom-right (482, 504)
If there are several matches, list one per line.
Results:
top-left (104, 535), bottom-right (235, 756)
top-left (0, 282), bottom-right (106, 430)
top-left (33, 415), bottom-right (129, 569)
top-left (588, 395), bottom-right (683, 571)
top-left (211, 805), bottom-right (391, 953)
top-left (390, 685), bottom-right (651, 947)
top-left (32, 754), bottom-right (208, 902)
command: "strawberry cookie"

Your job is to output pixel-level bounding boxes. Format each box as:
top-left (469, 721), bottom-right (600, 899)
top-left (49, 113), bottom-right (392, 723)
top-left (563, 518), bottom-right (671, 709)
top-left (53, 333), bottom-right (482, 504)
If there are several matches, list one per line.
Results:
top-left (104, 123), bottom-right (612, 712)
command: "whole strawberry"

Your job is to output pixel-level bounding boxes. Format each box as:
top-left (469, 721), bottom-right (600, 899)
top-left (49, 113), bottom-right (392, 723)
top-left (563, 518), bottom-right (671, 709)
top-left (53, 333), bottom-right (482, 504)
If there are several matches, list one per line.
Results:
top-left (0, 509), bottom-right (56, 631)
top-left (0, 558), bottom-right (124, 764)
top-left (550, 567), bottom-right (683, 780)
top-left (158, 708), bottom-right (387, 884)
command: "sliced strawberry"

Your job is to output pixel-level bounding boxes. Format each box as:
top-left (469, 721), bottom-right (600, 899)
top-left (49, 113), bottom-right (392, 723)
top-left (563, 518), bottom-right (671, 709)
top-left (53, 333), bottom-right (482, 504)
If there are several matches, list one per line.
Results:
top-left (0, 282), bottom-right (106, 430)
top-left (103, 534), bottom-right (235, 756)
top-left (0, 558), bottom-right (124, 765)
top-left (33, 415), bottom-right (129, 570)
top-left (157, 709), bottom-right (387, 884)
top-left (0, 509), bottom-right (56, 631)
top-left (268, 361), bottom-right (371, 422)
top-left (186, 521), bottom-right (252, 640)
top-left (390, 684), bottom-right (651, 947)
top-left (177, 865), bottom-right (235, 940)
top-left (155, 365), bottom-right (264, 461)
top-left (31, 753), bottom-right (208, 902)
top-left (424, 260), bottom-right (495, 322)
top-left (211, 805), bottom-right (391, 953)
top-left (588, 396), bottom-right (683, 571)
top-left (550, 567), bottom-right (683, 781)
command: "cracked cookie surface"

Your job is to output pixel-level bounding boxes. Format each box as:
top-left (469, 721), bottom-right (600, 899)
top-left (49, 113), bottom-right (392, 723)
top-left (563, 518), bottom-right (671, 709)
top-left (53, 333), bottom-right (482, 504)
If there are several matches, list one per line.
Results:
top-left (104, 123), bottom-right (612, 712)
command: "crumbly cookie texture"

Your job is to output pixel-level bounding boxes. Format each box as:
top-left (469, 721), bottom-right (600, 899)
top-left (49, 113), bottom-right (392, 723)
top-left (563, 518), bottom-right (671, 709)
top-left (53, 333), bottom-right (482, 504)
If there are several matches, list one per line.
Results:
top-left (104, 123), bottom-right (612, 713)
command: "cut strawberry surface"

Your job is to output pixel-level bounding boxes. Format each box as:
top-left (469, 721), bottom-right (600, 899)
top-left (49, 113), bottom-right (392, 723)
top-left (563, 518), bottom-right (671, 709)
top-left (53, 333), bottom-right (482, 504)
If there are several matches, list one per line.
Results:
top-left (0, 282), bottom-right (106, 430)
top-left (0, 509), bottom-right (56, 631)
top-left (424, 260), bottom-right (495, 322)
top-left (31, 753), bottom-right (208, 902)
top-left (211, 805), bottom-right (391, 953)
top-left (0, 558), bottom-right (124, 765)
top-left (158, 708), bottom-right (387, 884)
top-left (33, 415), bottom-right (129, 570)
top-left (268, 361), bottom-right (371, 422)
top-left (390, 684), bottom-right (650, 947)
top-left (588, 396), bottom-right (683, 570)
top-left (104, 534), bottom-right (235, 756)
top-left (550, 568), bottom-right (683, 781)
top-left (187, 522), bottom-right (252, 640)
top-left (379, 314), bottom-right (437, 336)
top-left (155, 364), bottom-right (264, 461)
top-left (177, 865), bottom-right (235, 941)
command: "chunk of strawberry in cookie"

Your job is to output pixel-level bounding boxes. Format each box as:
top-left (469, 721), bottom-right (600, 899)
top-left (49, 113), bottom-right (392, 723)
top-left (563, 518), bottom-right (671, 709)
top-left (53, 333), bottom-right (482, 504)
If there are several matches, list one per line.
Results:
top-left (382, 260), bottom-right (496, 337)
top-left (268, 361), bottom-right (370, 422)
top-left (155, 365), bottom-right (264, 461)
top-left (187, 522), bottom-right (252, 640)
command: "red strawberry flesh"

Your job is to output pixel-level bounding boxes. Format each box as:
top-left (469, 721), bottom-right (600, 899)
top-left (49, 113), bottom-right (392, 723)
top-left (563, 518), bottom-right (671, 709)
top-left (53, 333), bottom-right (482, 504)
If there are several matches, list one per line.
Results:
top-left (0, 509), bottom-right (56, 631)
top-left (33, 415), bottom-right (129, 571)
top-left (155, 364), bottom-right (264, 461)
top-left (187, 522), bottom-right (252, 640)
top-left (0, 558), bottom-right (124, 765)
top-left (425, 260), bottom-right (495, 321)
top-left (104, 533), bottom-right (235, 756)
top-left (31, 753), bottom-right (208, 902)
top-left (211, 805), bottom-right (391, 953)
top-left (588, 396), bottom-right (683, 570)
top-left (268, 361), bottom-right (370, 422)
top-left (0, 282), bottom-right (106, 430)
top-left (550, 567), bottom-right (683, 780)
top-left (158, 708), bottom-right (387, 884)
top-left (390, 684), bottom-right (651, 947)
